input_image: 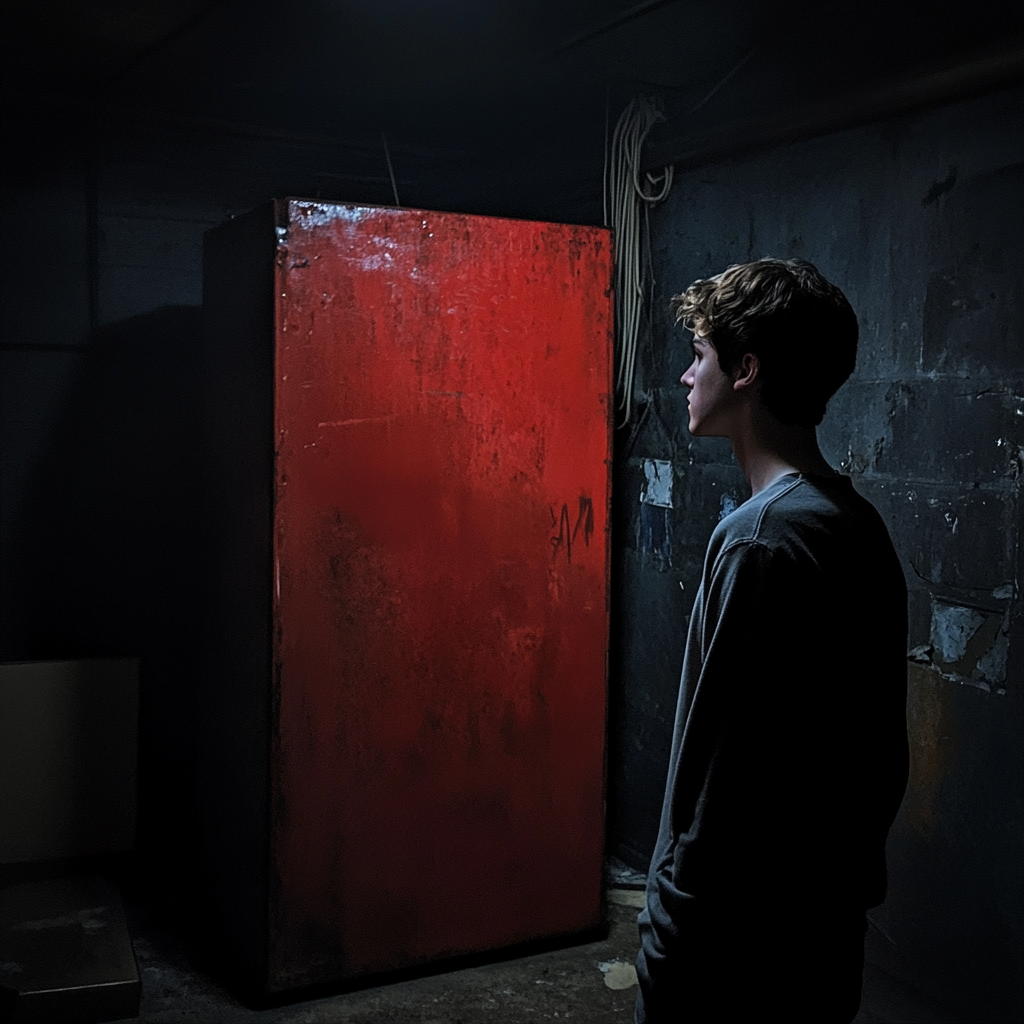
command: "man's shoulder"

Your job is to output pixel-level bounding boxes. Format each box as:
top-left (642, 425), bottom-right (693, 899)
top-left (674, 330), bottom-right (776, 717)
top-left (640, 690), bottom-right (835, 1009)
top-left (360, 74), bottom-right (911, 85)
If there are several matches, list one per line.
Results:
top-left (704, 473), bottom-right (906, 624)
top-left (711, 473), bottom-right (894, 563)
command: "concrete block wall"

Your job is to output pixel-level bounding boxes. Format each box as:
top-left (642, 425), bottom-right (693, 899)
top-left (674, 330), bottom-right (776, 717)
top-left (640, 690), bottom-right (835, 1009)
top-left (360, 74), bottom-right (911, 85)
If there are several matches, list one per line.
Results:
top-left (608, 83), bottom-right (1023, 1020)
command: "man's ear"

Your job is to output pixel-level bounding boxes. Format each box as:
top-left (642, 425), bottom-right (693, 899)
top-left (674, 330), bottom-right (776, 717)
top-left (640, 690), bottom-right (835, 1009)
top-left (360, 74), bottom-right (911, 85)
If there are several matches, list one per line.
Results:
top-left (732, 352), bottom-right (760, 391)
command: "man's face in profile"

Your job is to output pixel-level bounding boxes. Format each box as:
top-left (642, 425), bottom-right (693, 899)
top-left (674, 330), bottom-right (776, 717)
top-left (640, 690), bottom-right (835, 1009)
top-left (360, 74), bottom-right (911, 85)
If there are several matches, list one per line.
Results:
top-left (680, 333), bottom-right (738, 437)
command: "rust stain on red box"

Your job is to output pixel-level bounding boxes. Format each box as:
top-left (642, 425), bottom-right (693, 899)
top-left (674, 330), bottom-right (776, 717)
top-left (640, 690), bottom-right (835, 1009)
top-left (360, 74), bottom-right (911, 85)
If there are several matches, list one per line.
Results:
top-left (269, 201), bottom-right (612, 987)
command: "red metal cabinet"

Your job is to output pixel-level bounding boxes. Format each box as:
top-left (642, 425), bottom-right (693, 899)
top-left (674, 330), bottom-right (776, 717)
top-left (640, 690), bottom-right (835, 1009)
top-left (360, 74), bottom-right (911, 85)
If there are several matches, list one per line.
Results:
top-left (201, 200), bottom-right (613, 993)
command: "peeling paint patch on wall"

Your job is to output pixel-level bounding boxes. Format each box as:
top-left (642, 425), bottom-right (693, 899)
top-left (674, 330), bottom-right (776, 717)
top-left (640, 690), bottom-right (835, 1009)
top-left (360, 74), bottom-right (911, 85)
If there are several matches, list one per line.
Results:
top-left (718, 493), bottom-right (739, 520)
top-left (930, 603), bottom-right (985, 663)
top-left (638, 459), bottom-right (673, 569)
top-left (924, 598), bottom-right (1010, 694)
top-left (640, 459), bottom-right (673, 508)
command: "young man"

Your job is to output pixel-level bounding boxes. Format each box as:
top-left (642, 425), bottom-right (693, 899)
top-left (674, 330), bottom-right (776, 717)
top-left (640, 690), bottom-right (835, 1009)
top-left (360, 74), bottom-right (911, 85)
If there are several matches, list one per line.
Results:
top-left (635, 259), bottom-right (909, 1023)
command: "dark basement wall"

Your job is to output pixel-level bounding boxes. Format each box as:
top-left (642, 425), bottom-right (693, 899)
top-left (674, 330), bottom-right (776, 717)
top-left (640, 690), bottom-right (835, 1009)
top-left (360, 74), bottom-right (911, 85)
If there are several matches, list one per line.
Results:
top-left (0, 117), bottom-right (227, 879)
top-left (608, 83), bottom-right (1023, 1021)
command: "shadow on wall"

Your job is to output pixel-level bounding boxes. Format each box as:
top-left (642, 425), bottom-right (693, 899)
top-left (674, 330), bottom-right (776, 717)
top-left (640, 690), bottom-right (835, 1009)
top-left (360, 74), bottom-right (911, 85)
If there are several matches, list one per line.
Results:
top-left (7, 305), bottom-right (204, 886)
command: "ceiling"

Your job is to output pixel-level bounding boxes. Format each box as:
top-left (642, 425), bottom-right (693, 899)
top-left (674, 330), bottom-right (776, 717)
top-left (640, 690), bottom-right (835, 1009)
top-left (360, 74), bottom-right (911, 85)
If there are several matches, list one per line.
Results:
top-left (3, 1), bottom-right (1022, 216)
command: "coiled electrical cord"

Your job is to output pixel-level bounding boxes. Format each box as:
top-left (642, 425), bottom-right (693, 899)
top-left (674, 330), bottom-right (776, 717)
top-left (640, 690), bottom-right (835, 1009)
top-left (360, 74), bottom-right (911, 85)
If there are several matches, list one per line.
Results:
top-left (605, 95), bottom-right (673, 424)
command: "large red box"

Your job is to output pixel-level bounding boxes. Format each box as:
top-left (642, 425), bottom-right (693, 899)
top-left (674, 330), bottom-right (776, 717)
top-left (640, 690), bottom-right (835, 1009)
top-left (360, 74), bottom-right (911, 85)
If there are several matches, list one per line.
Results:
top-left (201, 200), bottom-right (613, 992)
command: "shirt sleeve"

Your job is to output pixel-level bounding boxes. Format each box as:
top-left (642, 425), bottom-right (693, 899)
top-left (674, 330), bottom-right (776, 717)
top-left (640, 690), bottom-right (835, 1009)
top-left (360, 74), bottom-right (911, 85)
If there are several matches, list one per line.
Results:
top-left (666, 537), bottom-right (806, 900)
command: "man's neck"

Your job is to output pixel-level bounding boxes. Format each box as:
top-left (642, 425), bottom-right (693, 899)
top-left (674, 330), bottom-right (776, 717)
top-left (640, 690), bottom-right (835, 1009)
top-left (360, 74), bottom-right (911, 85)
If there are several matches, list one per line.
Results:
top-left (729, 405), bottom-right (838, 496)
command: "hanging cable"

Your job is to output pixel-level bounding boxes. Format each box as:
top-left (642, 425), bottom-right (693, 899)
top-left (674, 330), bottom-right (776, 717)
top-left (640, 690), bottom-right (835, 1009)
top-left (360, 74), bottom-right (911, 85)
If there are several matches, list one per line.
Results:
top-left (381, 131), bottom-right (400, 206)
top-left (606, 95), bottom-right (673, 424)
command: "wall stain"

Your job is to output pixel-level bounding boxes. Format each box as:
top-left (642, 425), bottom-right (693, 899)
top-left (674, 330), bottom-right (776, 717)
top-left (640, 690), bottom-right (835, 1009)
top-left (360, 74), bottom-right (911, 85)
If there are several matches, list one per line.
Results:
top-left (905, 663), bottom-right (957, 840)
top-left (921, 165), bottom-right (957, 206)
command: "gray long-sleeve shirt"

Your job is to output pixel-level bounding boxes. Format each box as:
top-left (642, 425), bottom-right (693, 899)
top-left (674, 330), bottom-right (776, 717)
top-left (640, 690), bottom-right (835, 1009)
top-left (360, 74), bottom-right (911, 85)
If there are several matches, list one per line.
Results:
top-left (637, 472), bottom-right (909, 995)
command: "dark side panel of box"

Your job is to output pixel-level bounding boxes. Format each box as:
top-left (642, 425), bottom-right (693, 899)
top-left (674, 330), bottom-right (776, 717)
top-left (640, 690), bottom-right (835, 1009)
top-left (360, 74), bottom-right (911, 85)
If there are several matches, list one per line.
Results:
top-left (199, 202), bottom-right (277, 992)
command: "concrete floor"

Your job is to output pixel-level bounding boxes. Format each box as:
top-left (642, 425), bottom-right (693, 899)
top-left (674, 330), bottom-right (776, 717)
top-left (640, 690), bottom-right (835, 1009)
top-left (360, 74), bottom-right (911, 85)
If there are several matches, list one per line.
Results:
top-left (126, 883), bottom-right (964, 1024)
top-left (131, 892), bottom-right (642, 1024)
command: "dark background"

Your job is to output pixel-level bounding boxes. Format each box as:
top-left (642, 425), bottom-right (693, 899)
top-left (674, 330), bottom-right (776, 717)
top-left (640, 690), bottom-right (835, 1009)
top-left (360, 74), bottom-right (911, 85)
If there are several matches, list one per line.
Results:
top-left (2, 2), bottom-right (1022, 1019)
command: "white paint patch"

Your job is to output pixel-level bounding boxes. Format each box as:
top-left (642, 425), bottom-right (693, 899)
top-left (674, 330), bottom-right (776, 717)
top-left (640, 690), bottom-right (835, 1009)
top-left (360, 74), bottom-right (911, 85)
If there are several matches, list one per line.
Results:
top-left (641, 459), bottom-right (673, 508)
top-left (992, 583), bottom-right (1015, 600)
top-left (930, 601), bottom-right (985, 664)
top-left (719, 493), bottom-right (739, 520)
top-left (597, 960), bottom-right (638, 990)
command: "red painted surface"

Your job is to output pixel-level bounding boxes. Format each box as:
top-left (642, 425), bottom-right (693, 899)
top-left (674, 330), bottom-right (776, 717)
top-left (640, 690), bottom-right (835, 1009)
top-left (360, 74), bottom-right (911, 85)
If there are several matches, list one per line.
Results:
top-left (270, 201), bottom-right (613, 988)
